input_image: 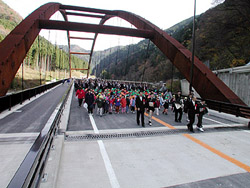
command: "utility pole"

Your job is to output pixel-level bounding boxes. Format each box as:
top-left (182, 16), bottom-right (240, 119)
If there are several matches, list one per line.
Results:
top-left (22, 61), bottom-right (24, 90)
top-left (189, 0), bottom-right (196, 93)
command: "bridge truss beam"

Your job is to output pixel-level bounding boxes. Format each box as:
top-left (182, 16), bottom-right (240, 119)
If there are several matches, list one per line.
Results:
top-left (0, 3), bottom-right (246, 106)
top-left (39, 20), bottom-right (154, 38)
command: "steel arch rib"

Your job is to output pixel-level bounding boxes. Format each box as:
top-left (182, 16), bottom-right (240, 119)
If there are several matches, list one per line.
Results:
top-left (0, 3), bottom-right (246, 105)
top-left (84, 8), bottom-right (245, 105)
top-left (113, 11), bottom-right (245, 105)
top-left (0, 3), bottom-right (62, 96)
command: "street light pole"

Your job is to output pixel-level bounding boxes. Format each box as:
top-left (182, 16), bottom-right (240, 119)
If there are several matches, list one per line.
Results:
top-left (189, 0), bottom-right (196, 93)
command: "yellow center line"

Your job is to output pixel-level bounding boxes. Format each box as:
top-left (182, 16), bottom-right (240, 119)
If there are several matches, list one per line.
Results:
top-left (183, 134), bottom-right (250, 172)
top-left (148, 114), bottom-right (250, 172)
top-left (145, 113), bottom-right (176, 129)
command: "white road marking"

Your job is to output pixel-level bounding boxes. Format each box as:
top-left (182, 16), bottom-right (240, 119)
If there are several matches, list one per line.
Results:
top-left (89, 114), bottom-right (99, 134)
top-left (89, 113), bottom-right (120, 188)
top-left (244, 130), bottom-right (250, 134)
top-left (203, 117), bottom-right (227, 125)
top-left (98, 140), bottom-right (120, 188)
top-left (204, 117), bottom-right (248, 132)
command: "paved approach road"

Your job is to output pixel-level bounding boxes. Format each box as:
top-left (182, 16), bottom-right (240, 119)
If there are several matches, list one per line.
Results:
top-left (54, 88), bottom-right (250, 188)
top-left (1, 85), bottom-right (250, 188)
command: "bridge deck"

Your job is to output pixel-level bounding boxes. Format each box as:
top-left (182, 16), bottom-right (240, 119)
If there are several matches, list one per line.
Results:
top-left (0, 84), bottom-right (250, 188)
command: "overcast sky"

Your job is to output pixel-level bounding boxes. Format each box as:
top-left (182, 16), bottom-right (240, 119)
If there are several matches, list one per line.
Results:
top-left (3, 0), bottom-right (214, 51)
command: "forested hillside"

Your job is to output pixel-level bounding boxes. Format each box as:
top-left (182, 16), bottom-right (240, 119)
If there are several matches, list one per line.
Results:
top-left (93, 0), bottom-right (250, 82)
top-left (0, 0), bottom-right (88, 90)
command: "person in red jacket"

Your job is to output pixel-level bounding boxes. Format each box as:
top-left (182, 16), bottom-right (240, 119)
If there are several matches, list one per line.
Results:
top-left (76, 87), bottom-right (85, 107)
top-left (109, 97), bottom-right (115, 114)
top-left (120, 95), bottom-right (127, 113)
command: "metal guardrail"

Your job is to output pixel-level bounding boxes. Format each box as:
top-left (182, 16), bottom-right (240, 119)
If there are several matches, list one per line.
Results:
top-left (0, 79), bottom-right (68, 113)
top-left (204, 99), bottom-right (250, 119)
top-left (7, 82), bottom-right (72, 188)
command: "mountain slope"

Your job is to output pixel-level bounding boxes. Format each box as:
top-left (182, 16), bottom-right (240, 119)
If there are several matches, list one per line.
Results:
top-left (0, 0), bottom-right (22, 40)
top-left (93, 0), bottom-right (250, 81)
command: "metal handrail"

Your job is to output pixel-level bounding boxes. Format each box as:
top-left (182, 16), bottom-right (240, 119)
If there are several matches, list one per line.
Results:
top-left (202, 98), bottom-right (250, 119)
top-left (7, 82), bottom-right (72, 188)
top-left (0, 79), bottom-right (68, 113)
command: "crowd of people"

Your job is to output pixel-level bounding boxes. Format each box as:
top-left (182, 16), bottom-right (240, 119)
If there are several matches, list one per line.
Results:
top-left (74, 78), bottom-right (208, 132)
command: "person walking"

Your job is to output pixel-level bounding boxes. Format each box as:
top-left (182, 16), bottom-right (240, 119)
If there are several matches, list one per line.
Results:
top-left (155, 97), bottom-right (160, 115)
top-left (196, 99), bottom-right (208, 132)
top-left (85, 89), bottom-right (95, 114)
top-left (96, 95), bottom-right (104, 117)
top-left (146, 94), bottom-right (156, 126)
top-left (162, 96), bottom-right (169, 115)
top-left (126, 95), bottom-right (130, 113)
top-left (187, 96), bottom-right (198, 132)
top-left (136, 92), bottom-right (146, 127)
top-left (75, 87), bottom-right (85, 107)
top-left (174, 91), bottom-right (183, 122)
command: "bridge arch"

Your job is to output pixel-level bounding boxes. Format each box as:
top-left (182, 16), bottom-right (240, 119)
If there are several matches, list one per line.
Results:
top-left (0, 3), bottom-right (245, 105)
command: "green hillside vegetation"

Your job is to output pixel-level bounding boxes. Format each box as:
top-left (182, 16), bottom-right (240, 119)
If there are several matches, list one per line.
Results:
top-left (92, 0), bottom-right (250, 82)
top-left (0, 0), bottom-right (88, 91)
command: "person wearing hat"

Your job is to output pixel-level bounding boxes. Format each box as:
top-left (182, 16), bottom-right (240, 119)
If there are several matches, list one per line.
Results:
top-left (155, 97), bottom-right (160, 115)
top-left (75, 86), bottom-right (85, 107)
top-left (196, 99), bottom-right (208, 132)
top-left (96, 95), bottom-right (104, 117)
top-left (115, 96), bottom-right (121, 114)
top-left (130, 96), bottom-right (136, 114)
top-left (162, 95), bottom-right (169, 115)
top-left (120, 95), bottom-right (127, 113)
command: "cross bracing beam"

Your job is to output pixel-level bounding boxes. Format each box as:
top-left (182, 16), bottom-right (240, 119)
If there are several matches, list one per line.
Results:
top-left (39, 20), bottom-right (154, 39)
top-left (60, 5), bottom-right (117, 16)
top-left (70, 37), bottom-right (94, 40)
top-left (65, 11), bottom-right (105, 19)
top-left (70, 52), bottom-right (90, 55)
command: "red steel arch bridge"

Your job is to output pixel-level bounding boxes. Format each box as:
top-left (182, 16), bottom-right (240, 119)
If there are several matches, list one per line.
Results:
top-left (0, 2), bottom-right (246, 106)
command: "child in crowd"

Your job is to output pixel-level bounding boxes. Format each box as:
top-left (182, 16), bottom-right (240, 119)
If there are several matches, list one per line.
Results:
top-left (126, 96), bottom-right (130, 113)
top-left (162, 96), bottom-right (169, 115)
top-left (155, 97), bottom-right (160, 115)
top-left (109, 96), bottom-right (115, 114)
top-left (120, 95), bottom-right (127, 113)
top-left (130, 96), bottom-right (136, 113)
top-left (96, 95), bottom-right (104, 117)
top-left (115, 97), bottom-right (121, 114)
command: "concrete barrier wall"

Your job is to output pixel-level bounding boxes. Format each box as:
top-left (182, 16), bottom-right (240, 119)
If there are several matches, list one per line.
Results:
top-left (180, 80), bottom-right (200, 97)
top-left (181, 65), bottom-right (250, 106)
top-left (215, 68), bottom-right (250, 106)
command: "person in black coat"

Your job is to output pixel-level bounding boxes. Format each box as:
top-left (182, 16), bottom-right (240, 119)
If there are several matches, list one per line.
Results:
top-left (174, 91), bottom-right (183, 122)
top-left (136, 92), bottom-right (146, 127)
top-left (187, 96), bottom-right (198, 132)
top-left (85, 89), bottom-right (95, 114)
top-left (196, 99), bottom-right (208, 132)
